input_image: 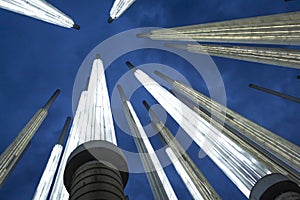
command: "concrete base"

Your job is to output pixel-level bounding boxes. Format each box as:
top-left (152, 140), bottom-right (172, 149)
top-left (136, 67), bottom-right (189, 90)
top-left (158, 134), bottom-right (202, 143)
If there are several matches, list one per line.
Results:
top-left (64, 140), bottom-right (129, 200)
top-left (250, 173), bottom-right (300, 200)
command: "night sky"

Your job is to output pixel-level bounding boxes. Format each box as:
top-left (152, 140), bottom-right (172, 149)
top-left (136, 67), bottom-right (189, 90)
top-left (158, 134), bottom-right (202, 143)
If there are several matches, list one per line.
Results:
top-left (0, 0), bottom-right (300, 199)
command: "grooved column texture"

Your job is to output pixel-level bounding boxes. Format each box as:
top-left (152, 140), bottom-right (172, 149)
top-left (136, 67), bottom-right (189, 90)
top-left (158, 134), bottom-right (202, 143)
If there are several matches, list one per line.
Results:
top-left (69, 161), bottom-right (124, 200)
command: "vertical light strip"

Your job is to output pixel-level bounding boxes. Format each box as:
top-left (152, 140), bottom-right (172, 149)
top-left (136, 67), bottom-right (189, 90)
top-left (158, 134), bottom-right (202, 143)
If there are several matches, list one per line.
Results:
top-left (118, 85), bottom-right (178, 200)
top-left (165, 147), bottom-right (203, 200)
top-left (145, 100), bottom-right (220, 200)
top-left (124, 102), bottom-right (178, 200)
top-left (32, 144), bottom-right (63, 200)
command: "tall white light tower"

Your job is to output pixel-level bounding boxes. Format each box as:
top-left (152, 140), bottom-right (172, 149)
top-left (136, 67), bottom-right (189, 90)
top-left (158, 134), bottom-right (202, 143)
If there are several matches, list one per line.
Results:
top-left (108, 0), bottom-right (136, 23)
top-left (49, 55), bottom-right (128, 200)
top-left (0, 0), bottom-right (80, 29)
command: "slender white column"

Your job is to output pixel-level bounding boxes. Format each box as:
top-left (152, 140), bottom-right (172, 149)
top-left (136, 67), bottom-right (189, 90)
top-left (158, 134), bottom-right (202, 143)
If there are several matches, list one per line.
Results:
top-left (108, 0), bottom-right (136, 23)
top-left (117, 85), bottom-right (178, 200)
top-left (143, 100), bottom-right (220, 200)
top-left (127, 62), bottom-right (272, 197)
top-left (32, 117), bottom-right (71, 200)
top-left (165, 43), bottom-right (300, 69)
top-left (138, 11), bottom-right (300, 45)
top-left (50, 56), bottom-right (117, 200)
top-left (0, 0), bottom-right (79, 29)
top-left (155, 71), bottom-right (300, 178)
top-left (0, 89), bottom-right (60, 187)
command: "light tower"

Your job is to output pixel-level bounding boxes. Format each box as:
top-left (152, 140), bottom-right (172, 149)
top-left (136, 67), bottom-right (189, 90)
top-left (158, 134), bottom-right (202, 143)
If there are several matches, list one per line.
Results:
top-left (108, 0), bottom-right (136, 23)
top-left (0, 0), bottom-right (80, 29)
top-left (143, 100), bottom-right (221, 200)
top-left (117, 85), bottom-right (178, 200)
top-left (137, 11), bottom-right (300, 45)
top-left (165, 43), bottom-right (300, 69)
top-left (155, 71), bottom-right (300, 176)
top-left (0, 89), bottom-right (60, 187)
top-left (125, 61), bottom-right (300, 199)
top-left (249, 83), bottom-right (300, 104)
top-left (33, 117), bottom-right (71, 200)
top-left (48, 56), bottom-right (128, 200)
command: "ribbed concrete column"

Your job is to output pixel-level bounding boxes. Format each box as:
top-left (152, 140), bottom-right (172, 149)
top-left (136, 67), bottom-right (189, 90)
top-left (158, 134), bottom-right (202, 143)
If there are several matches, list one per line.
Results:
top-left (165, 43), bottom-right (300, 69)
top-left (64, 141), bottom-right (129, 200)
top-left (154, 71), bottom-right (300, 184)
top-left (138, 11), bottom-right (300, 45)
top-left (0, 89), bottom-right (60, 187)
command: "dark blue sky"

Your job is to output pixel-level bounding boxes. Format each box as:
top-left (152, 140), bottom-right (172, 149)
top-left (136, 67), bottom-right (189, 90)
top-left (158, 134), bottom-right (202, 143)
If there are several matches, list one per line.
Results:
top-left (0, 0), bottom-right (300, 199)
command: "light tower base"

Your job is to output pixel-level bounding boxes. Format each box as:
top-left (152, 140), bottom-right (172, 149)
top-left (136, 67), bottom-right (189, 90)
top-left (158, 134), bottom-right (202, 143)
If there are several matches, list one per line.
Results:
top-left (249, 173), bottom-right (300, 200)
top-left (64, 140), bottom-right (129, 200)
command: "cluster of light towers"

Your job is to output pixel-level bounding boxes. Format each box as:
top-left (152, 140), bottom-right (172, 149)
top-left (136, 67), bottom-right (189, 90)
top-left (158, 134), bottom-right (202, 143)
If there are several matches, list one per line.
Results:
top-left (0, 1), bottom-right (299, 200)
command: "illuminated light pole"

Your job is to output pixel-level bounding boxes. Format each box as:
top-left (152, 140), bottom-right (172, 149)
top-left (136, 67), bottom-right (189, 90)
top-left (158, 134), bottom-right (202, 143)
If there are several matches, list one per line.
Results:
top-left (137, 11), bottom-right (300, 45)
top-left (50, 56), bottom-right (128, 200)
top-left (249, 83), bottom-right (300, 104)
top-left (171, 89), bottom-right (300, 185)
top-left (33, 117), bottom-right (71, 200)
top-left (165, 43), bottom-right (300, 70)
top-left (0, 89), bottom-right (60, 187)
top-left (108, 0), bottom-right (136, 23)
top-left (155, 70), bottom-right (300, 178)
top-left (125, 61), bottom-right (300, 198)
top-left (117, 85), bottom-right (178, 200)
top-left (143, 100), bottom-right (221, 200)
top-left (0, 0), bottom-right (80, 29)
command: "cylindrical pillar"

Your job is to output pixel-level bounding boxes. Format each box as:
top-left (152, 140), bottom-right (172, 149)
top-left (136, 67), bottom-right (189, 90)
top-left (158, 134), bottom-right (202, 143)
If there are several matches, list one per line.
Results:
top-left (250, 173), bottom-right (300, 200)
top-left (64, 140), bottom-right (129, 200)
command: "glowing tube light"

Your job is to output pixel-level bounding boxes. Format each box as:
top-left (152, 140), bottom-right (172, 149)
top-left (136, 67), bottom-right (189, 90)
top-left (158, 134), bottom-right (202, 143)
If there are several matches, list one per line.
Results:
top-left (165, 43), bottom-right (300, 70)
top-left (0, 0), bottom-right (79, 29)
top-left (108, 0), bottom-right (136, 23)
top-left (156, 71), bottom-right (300, 179)
top-left (33, 117), bottom-right (70, 200)
top-left (172, 90), bottom-right (300, 184)
top-left (0, 90), bottom-right (60, 188)
top-left (49, 56), bottom-right (117, 200)
top-left (165, 147), bottom-right (203, 200)
top-left (138, 11), bottom-right (300, 45)
top-left (118, 85), bottom-right (178, 200)
top-left (144, 100), bottom-right (220, 200)
top-left (32, 144), bottom-right (63, 200)
top-left (128, 63), bottom-right (272, 197)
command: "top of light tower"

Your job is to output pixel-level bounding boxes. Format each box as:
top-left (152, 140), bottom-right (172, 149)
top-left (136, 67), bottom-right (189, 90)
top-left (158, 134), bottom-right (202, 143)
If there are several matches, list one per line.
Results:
top-left (58, 117), bottom-right (71, 145)
top-left (125, 61), bottom-right (137, 71)
top-left (108, 17), bottom-right (114, 23)
top-left (43, 89), bottom-right (61, 110)
top-left (72, 24), bottom-right (80, 30)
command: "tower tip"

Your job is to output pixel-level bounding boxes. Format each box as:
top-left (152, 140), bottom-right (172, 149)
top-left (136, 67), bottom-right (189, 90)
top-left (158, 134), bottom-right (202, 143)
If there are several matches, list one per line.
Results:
top-left (142, 100), bottom-right (150, 111)
top-left (43, 89), bottom-right (61, 110)
top-left (108, 17), bottom-right (114, 23)
top-left (73, 24), bottom-right (80, 30)
top-left (125, 61), bottom-right (136, 71)
top-left (58, 116), bottom-right (71, 145)
top-left (96, 54), bottom-right (101, 59)
top-left (117, 84), bottom-right (127, 102)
